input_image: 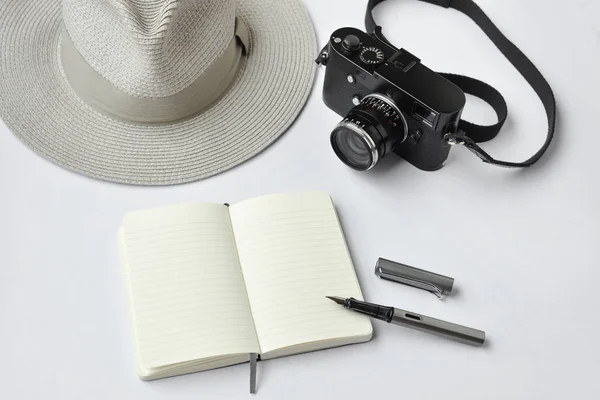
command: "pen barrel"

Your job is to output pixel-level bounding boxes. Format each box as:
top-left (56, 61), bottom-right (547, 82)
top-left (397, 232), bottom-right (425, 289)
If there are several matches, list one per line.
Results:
top-left (391, 309), bottom-right (485, 347)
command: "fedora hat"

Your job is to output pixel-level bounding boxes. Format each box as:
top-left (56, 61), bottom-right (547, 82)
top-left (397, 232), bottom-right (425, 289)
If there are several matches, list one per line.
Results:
top-left (0, 0), bottom-right (317, 185)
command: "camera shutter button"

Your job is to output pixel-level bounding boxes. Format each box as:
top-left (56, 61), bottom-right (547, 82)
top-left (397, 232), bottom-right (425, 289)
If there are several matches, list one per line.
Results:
top-left (342, 35), bottom-right (361, 53)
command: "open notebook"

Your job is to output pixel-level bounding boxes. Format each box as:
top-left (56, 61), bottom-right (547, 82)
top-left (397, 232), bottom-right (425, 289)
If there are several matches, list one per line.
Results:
top-left (119, 191), bottom-right (372, 380)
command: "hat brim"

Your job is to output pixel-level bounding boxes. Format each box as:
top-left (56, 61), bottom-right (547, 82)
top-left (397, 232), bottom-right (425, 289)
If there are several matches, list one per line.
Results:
top-left (0, 0), bottom-right (317, 185)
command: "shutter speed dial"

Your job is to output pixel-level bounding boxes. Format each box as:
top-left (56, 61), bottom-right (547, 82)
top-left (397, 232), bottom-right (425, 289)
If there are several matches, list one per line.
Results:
top-left (360, 46), bottom-right (385, 65)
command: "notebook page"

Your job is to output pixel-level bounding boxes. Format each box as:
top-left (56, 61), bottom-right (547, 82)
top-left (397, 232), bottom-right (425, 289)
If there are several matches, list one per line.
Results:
top-left (120, 203), bottom-right (260, 376)
top-left (229, 192), bottom-right (372, 355)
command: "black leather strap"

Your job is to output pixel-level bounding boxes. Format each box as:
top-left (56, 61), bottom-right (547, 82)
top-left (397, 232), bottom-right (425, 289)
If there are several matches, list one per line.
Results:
top-left (366, 0), bottom-right (556, 168)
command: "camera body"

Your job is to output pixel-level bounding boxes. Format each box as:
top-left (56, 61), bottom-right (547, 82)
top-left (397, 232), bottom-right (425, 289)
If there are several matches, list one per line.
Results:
top-left (321, 28), bottom-right (466, 171)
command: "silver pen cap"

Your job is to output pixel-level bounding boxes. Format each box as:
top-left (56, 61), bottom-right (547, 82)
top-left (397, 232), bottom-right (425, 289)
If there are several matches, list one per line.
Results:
top-left (375, 258), bottom-right (454, 299)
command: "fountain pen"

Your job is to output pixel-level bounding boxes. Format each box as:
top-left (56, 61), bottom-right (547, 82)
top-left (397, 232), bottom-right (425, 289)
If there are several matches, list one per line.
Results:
top-left (327, 296), bottom-right (485, 347)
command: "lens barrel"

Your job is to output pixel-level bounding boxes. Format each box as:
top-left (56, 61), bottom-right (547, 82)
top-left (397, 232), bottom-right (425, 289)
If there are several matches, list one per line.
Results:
top-left (330, 94), bottom-right (407, 171)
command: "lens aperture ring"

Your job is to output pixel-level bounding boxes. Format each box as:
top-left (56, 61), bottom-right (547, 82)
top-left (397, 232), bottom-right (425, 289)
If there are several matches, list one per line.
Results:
top-left (361, 94), bottom-right (409, 144)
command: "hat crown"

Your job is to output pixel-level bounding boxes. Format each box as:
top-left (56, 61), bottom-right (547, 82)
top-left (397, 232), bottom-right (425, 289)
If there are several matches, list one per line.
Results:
top-left (62, 0), bottom-right (237, 98)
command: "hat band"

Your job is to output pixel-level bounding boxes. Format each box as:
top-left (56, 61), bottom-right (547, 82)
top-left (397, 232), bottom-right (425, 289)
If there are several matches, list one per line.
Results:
top-left (60, 18), bottom-right (250, 125)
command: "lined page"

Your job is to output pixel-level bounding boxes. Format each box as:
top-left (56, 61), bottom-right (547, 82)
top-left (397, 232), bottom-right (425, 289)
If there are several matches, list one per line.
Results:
top-left (230, 192), bottom-right (372, 355)
top-left (120, 203), bottom-right (260, 376)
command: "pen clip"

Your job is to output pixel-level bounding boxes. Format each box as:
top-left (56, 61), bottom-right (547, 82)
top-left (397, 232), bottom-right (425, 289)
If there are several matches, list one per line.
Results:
top-left (376, 267), bottom-right (444, 299)
top-left (374, 258), bottom-right (454, 299)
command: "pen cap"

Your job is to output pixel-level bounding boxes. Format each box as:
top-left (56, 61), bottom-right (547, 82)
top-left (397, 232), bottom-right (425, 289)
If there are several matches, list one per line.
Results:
top-left (375, 258), bottom-right (454, 298)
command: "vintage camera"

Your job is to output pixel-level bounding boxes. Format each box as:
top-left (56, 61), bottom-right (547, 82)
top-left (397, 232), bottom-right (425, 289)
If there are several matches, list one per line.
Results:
top-left (317, 28), bottom-right (467, 171)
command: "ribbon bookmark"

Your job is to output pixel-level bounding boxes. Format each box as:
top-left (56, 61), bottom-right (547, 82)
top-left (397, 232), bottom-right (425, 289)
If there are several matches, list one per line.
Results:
top-left (250, 353), bottom-right (259, 394)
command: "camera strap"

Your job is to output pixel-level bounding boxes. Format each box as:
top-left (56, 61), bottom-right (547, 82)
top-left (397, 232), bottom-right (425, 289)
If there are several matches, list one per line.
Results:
top-left (365, 0), bottom-right (556, 168)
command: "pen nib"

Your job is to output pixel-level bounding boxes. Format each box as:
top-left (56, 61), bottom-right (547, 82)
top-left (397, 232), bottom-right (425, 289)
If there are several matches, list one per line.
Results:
top-left (326, 296), bottom-right (347, 305)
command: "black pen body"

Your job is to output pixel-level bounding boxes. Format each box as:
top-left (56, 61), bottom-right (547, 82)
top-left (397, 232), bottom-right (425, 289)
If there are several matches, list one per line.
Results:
top-left (342, 297), bottom-right (485, 347)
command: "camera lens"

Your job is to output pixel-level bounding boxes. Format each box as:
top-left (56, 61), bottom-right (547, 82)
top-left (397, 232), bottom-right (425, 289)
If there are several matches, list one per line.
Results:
top-left (330, 94), bottom-right (407, 171)
top-left (331, 122), bottom-right (377, 170)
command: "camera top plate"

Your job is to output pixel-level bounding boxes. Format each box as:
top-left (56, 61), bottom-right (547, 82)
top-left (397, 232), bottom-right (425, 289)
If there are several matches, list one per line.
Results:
top-left (328, 27), bottom-right (466, 115)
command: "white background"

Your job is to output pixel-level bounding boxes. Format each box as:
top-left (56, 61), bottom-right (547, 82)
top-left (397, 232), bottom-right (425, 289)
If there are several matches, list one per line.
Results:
top-left (1, 0), bottom-right (599, 398)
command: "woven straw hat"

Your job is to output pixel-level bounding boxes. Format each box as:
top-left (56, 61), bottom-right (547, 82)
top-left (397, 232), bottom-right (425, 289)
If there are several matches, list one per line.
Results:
top-left (0, 0), bottom-right (317, 185)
